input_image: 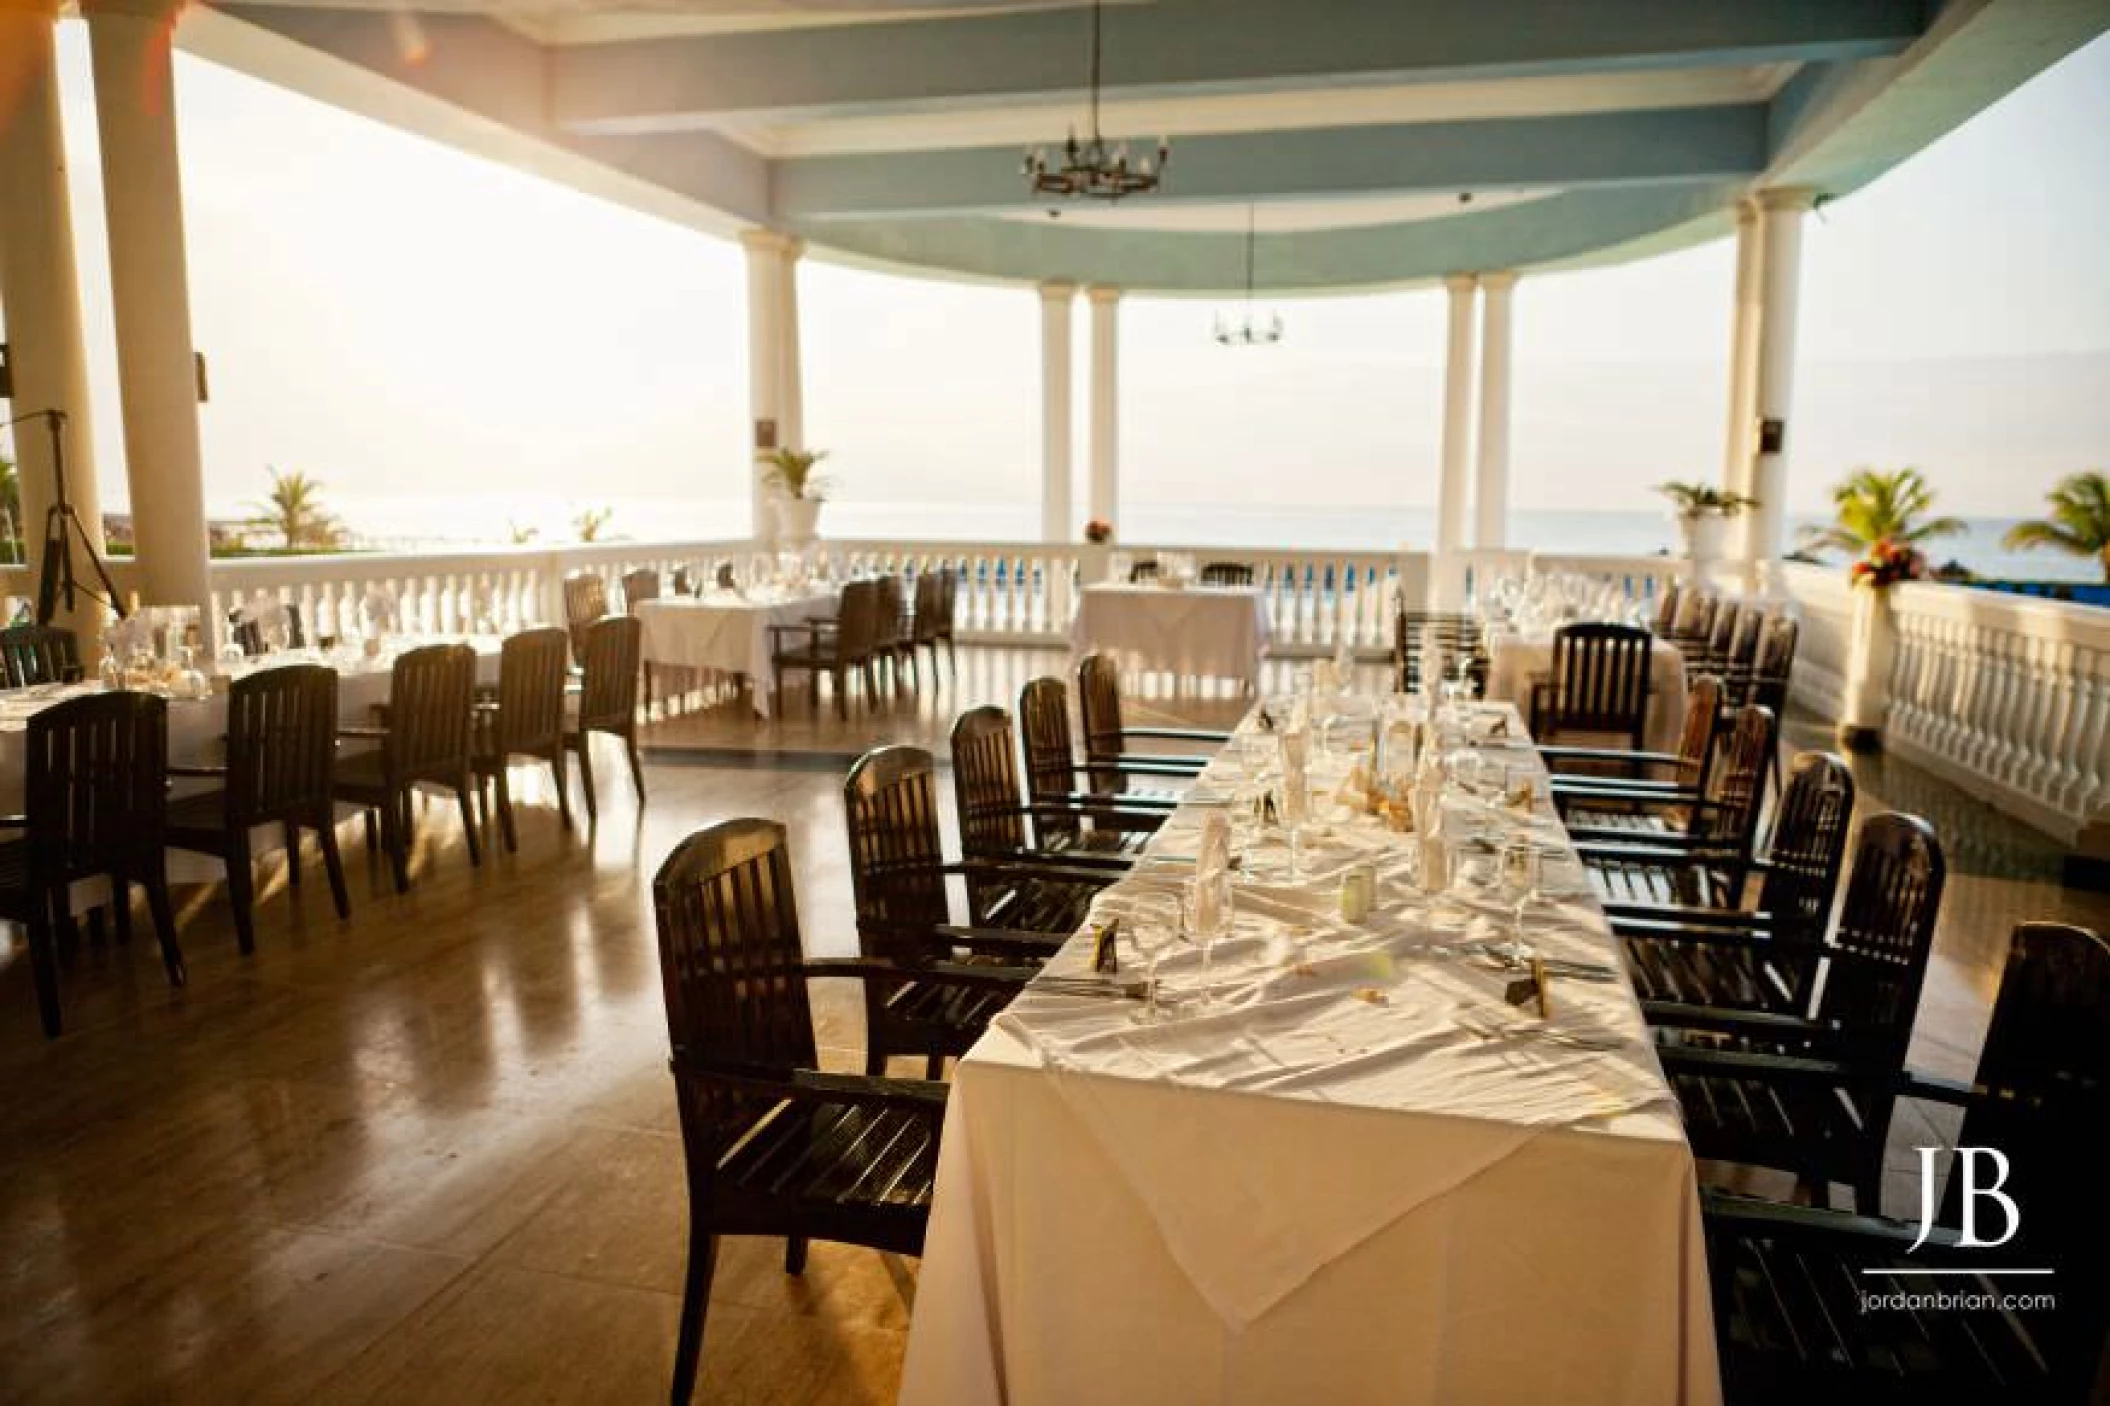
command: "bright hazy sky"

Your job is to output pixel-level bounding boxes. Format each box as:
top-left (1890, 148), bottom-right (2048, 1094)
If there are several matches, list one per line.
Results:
top-left (8, 23), bottom-right (2109, 538)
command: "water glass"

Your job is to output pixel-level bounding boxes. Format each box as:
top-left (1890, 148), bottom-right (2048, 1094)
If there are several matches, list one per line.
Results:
top-left (1496, 837), bottom-right (1542, 965)
top-left (1181, 875), bottom-right (1234, 1006)
top-left (1125, 898), bottom-right (1177, 1025)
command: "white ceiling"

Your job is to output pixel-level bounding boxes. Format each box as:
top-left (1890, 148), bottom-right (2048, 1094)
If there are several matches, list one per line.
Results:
top-left (991, 189), bottom-right (1555, 232)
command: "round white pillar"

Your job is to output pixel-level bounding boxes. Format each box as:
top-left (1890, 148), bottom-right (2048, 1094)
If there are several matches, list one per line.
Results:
top-left (1472, 271), bottom-right (1518, 551)
top-left (0, 0), bottom-right (110, 652)
top-left (1086, 286), bottom-right (1120, 530)
top-left (1741, 189), bottom-right (1816, 585)
top-left (740, 229), bottom-right (787, 546)
top-left (1038, 281), bottom-right (1076, 544)
top-left (86, 0), bottom-right (212, 623)
top-left (1721, 201), bottom-right (1764, 504)
top-left (1433, 272), bottom-right (1478, 607)
top-left (777, 238), bottom-right (805, 454)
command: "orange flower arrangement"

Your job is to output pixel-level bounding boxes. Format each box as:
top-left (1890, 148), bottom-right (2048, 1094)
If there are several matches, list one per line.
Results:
top-left (1850, 537), bottom-right (1927, 590)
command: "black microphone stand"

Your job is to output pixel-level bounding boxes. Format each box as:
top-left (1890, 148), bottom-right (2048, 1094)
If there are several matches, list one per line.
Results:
top-left (0, 408), bottom-right (127, 625)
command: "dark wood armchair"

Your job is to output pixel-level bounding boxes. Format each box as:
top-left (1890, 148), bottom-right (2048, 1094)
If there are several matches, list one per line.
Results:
top-left (655, 818), bottom-right (987, 1405)
top-left (1650, 581), bottom-right (1681, 636)
top-left (1017, 676), bottom-right (1181, 854)
top-left (1199, 561), bottom-right (1254, 586)
top-left (1606, 751), bottom-right (1856, 1014)
top-left (167, 663), bottom-right (350, 954)
top-left (1, 691), bottom-right (182, 1036)
top-left (0, 623), bottom-right (82, 687)
top-left (873, 573), bottom-right (915, 695)
top-left (909, 568), bottom-right (956, 681)
top-left (1530, 622), bottom-right (1654, 750)
top-left (621, 568), bottom-right (663, 713)
top-left (473, 627), bottom-right (573, 851)
top-left (334, 643), bottom-right (480, 893)
top-left (1545, 673), bottom-right (1720, 797)
top-left (950, 705), bottom-right (1157, 870)
top-left (1570, 703), bottom-right (1775, 903)
top-left (562, 571), bottom-right (608, 667)
top-left (1076, 652), bottom-right (1227, 792)
top-left (565, 614), bottom-right (645, 822)
top-left (770, 577), bottom-right (881, 719)
top-left (1653, 812), bottom-right (1947, 1212)
top-left (1702, 921), bottom-right (2110, 1403)
top-left (1393, 610), bottom-right (1488, 696)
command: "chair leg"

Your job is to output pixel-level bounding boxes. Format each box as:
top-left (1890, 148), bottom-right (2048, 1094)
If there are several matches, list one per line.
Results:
top-left (549, 746), bottom-right (574, 831)
top-left (623, 729), bottom-right (647, 803)
top-left (784, 1236), bottom-right (808, 1275)
top-left (317, 814), bottom-right (352, 920)
top-left (226, 828), bottom-right (258, 957)
top-left (456, 777), bottom-right (482, 867)
top-left (144, 876), bottom-right (186, 986)
top-left (27, 900), bottom-right (62, 1038)
top-left (574, 738), bottom-right (599, 824)
top-left (111, 878), bottom-right (132, 946)
top-left (669, 1223), bottom-right (720, 1406)
top-left (379, 792), bottom-right (411, 893)
top-left (494, 765), bottom-right (518, 854)
top-left (833, 664), bottom-right (849, 721)
top-left (924, 1053), bottom-right (944, 1080)
top-left (284, 821), bottom-right (303, 887)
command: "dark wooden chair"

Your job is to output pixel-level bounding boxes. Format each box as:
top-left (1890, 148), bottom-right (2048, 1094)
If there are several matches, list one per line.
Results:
top-left (1650, 581), bottom-right (1681, 636)
top-left (1697, 600), bottom-right (1744, 677)
top-left (1666, 589), bottom-right (1718, 659)
top-left (562, 571), bottom-right (608, 667)
top-left (873, 573), bottom-right (915, 696)
top-left (1717, 607), bottom-right (1765, 699)
top-left (1606, 751), bottom-right (1856, 1014)
top-left (566, 614), bottom-right (645, 823)
top-left (1653, 812), bottom-right (1947, 1212)
top-left (1017, 676), bottom-right (1181, 853)
top-left (909, 568), bottom-right (956, 680)
top-left (0, 623), bottom-right (82, 687)
top-left (1199, 561), bottom-right (1254, 587)
top-left (334, 643), bottom-right (480, 893)
top-left (1744, 616), bottom-right (1801, 792)
top-left (1530, 622), bottom-right (1654, 751)
top-left (166, 664), bottom-right (350, 954)
top-left (1394, 609), bottom-right (1488, 695)
top-left (1572, 703), bottom-right (1775, 903)
top-left (622, 568), bottom-right (663, 713)
top-left (1128, 558), bottom-right (1159, 583)
top-left (655, 818), bottom-right (992, 1405)
top-left (472, 627), bottom-right (573, 852)
top-left (1076, 652), bottom-right (1227, 793)
top-left (1703, 921), bottom-right (2110, 1404)
top-left (950, 706), bottom-right (1157, 869)
top-left (770, 578), bottom-right (882, 720)
top-left (1545, 673), bottom-right (1721, 798)
top-left (0, 691), bottom-right (182, 1037)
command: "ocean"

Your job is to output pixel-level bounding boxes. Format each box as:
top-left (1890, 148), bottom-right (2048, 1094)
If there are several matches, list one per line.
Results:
top-left (313, 495), bottom-right (2101, 585)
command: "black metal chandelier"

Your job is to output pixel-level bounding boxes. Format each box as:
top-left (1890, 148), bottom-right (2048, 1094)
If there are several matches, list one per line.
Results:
top-left (1022, 0), bottom-right (1167, 201)
top-left (1214, 206), bottom-right (1283, 346)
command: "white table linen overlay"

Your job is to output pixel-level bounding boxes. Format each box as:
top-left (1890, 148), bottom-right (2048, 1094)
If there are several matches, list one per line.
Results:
top-left (1486, 635), bottom-right (1689, 752)
top-left (1071, 583), bottom-right (1271, 690)
top-left (900, 702), bottom-right (1721, 1406)
top-left (634, 589), bottom-right (837, 718)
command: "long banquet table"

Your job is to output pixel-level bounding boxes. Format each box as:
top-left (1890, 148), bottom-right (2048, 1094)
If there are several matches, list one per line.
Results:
top-left (634, 588), bottom-right (838, 718)
top-left (1071, 582), bottom-right (1272, 691)
top-left (899, 702), bottom-right (1721, 1406)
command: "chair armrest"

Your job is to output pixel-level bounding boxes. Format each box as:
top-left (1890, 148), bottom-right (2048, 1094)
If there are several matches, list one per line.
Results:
top-left (1035, 787), bottom-right (1180, 813)
top-left (1699, 1188), bottom-right (1967, 1255)
top-left (1538, 744), bottom-right (1682, 767)
top-left (1653, 1043), bottom-right (1853, 1084)
top-left (803, 954), bottom-right (1036, 991)
top-left (167, 764), bottom-right (229, 779)
top-left (1552, 778), bottom-right (1695, 803)
top-left (974, 841), bottom-right (1134, 872)
top-left (1604, 900), bottom-right (1770, 929)
top-left (1080, 757), bottom-right (1205, 779)
top-left (1094, 751), bottom-right (1209, 773)
top-left (1118, 726), bottom-right (1233, 745)
top-left (1614, 917), bottom-right (1776, 949)
top-left (0, 814), bottom-right (25, 828)
top-left (930, 924), bottom-right (1071, 959)
top-left (337, 725), bottom-right (388, 740)
top-left (672, 1056), bottom-right (948, 1116)
top-left (949, 856), bottom-right (1127, 888)
top-left (1898, 1069), bottom-right (1980, 1107)
top-left (1643, 1003), bottom-right (1838, 1046)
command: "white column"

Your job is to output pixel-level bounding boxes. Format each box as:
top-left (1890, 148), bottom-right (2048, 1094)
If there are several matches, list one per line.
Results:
top-left (1741, 189), bottom-right (1815, 585)
top-left (1038, 281), bottom-right (1076, 543)
top-left (1432, 272), bottom-right (1478, 607)
top-left (1086, 285), bottom-right (1120, 528)
top-left (86, 0), bottom-right (211, 622)
top-left (740, 229), bottom-right (787, 545)
top-left (1721, 201), bottom-right (1763, 502)
top-left (1472, 270), bottom-right (1518, 550)
top-left (777, 238), bottom-right (805, 453)
top-left (0, 0), bottom-right (109, 652)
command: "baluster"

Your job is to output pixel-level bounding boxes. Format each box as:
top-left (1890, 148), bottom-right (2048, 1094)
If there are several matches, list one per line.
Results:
top-left (2015, 635), bottom-right (2056, 799)
top-left (2047, 641), bottom-right (2088, 814)
top-left (1991, 630), bottom-right (2028, 783)
top-left (2074, 653), bottom-right (2110, 821)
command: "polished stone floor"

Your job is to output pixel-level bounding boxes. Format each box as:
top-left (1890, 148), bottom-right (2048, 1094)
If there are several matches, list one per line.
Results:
top-left (0, 648), bottom-right (2101, 1404)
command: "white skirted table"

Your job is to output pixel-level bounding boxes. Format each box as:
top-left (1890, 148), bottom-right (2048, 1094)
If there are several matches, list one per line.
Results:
top-left (899, 703), bottom-right (1721, 1406)
top-left (1485, 634), bottom-right (1690, 752)
top-left (634, 589), bottom-right (838, 719)
top-left (1071, 582), bottom-right (1272, 691)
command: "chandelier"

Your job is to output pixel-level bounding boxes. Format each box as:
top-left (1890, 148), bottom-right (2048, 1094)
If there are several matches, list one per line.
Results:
top-left (1022, 0), bottom-right (1167, 201)
top-left (1214, 206), bottom-right (1283, 346)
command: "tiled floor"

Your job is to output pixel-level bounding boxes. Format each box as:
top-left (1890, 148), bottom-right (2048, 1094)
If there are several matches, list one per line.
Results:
top-left (0, 648), bottom-right (2101, 1404)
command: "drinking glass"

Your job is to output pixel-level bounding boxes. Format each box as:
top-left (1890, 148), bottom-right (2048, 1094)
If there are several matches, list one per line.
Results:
top-left (1276, 772), bottom-right (1309, 879)
top-left (1125, 898), bottom-right (1177, 1024)
top-left (1496, 837), bottom-right (1542, 966)
top-left (1181, 875), bottom-right (1235, 1007)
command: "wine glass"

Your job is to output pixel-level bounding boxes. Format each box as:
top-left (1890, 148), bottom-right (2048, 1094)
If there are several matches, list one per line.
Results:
top-left (1276, 770), bottom-right (1309, 879)
top-left (1124, 897), bottom-right (1177, 1025)
top-left (1495, 837), bottom-right (1542, 967)
top-left (1181, 874), bottom-right (1234, 1007)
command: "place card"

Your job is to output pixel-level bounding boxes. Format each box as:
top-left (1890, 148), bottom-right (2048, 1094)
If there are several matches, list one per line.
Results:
top-left (1091, 918), bottom-right (1121, 974)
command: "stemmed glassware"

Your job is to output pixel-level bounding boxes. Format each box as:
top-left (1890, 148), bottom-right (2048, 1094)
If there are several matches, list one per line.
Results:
top-left (1125, 896), bottom-right (1177, 1025)
top-left (1181, 874), bottom-right (1234, 1007)
top-left (1495, 836), bottom-right (1542, 967)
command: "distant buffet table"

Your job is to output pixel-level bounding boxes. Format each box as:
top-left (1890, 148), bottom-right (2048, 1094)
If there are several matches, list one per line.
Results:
top-left (1070, 583), bottom-right (1271, 690)
top-left (634, 589), bottom-right (838, 718)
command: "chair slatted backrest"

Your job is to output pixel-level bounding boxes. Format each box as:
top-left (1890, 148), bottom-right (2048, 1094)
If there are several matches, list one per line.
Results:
top-left (1394, 611), bottom-right (1486, 694)
top-left (936, 568), bottom-right (958, 638)
top-left (1076, 653), bottom-right (1129, 795)
top-left (670, 566), bottom-right (694, 597)
top-left (0, 624), bottom-right (81, 688)
top-left (495, 628), bottom-right (569, 755)
top-left (25, 690), bottom-right (168, 881)
top-left (223, 664), bottom-right (339, 825)
top-left (652, 818), bottom-right (818, 1152)
top-left (1725, 606), bottom-right (1765, 676)
top-left (621, 569), bottom-right (661, 614)
top-left (1944, 925), bottom-right (2110, 1278)
top-left (1752, 616), bottom-right (1800, 714)
top-left (1128, 559), bottom-right (1159, 583)
top-left (1704, 602), bottom-right (1743, 670)
top-left (1200, 561), bottom-right (1253, 587)
top-left (1652, 581), bottom-right (1681, 637)
top-left (912, 570), bottom-right (944, 647)
top-left (842, 745), bottom-right (951, 966)
top-left (833, 578), bottom-right (882, 664)
top-left (1673, 590), bottom-right (1717, 646)
top-left (1668, 674), bottom-right (1724, 793)
top-left (1692, 704), bottom-right (1774, 856)
top-left (388, 644), bottom-right (476, 782)
top-left (950, 706), bottom-right (1031, 859)
top-left (873, 574), bottom-right (909, 654)
top-left (1755, 751), bottom-right (1857, 949)
top-left (563, 572), bottom-right (608, 663)
top-left (577, 615), bottom-right (641, 731)
top-left (1547, 622), bottom-right (1654, 746)
top-left (1816, 812), bottom-right (1946, 1069)
top-left (1018, 677), bottom-right (1084, 847)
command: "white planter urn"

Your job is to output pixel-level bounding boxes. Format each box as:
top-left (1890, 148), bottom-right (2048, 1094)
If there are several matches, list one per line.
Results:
top-left (1078, 541), bottom-right (1113, 586)
top-left (773, 496), bottom-right (822, 549)
top-left (1839, 584), bottom-right (1898, 751)
top-left (1677, 512), bottom-right (1730, 569)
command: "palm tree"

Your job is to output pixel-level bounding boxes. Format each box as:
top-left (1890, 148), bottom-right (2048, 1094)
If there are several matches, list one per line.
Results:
top-left (2003, 470), bottom-right (2110, 582)
top-left (1799, 467), bottom-right (1966, 558)
top-left (246, 467), bottom-right (341, 551)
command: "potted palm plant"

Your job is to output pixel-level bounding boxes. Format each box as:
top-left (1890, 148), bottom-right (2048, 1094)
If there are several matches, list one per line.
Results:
top-left (1655, 481), bottom-right (1757, 567)
top-left (2003, 470), bottom-right (2109, 583)
top-left (757, 448), bottom-right (831, 548)
top-left (1800, 466), bottom-right (1964, 750)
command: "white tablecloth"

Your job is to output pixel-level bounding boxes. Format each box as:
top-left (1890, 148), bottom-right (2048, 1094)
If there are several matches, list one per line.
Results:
top-left (899, 705), bottom-right (1721, 1406)
top-left (1071, 583), bottom-right (1271, 689)
top-left (1486, 635), bottom-right (1689, 753)
top-left (634, 590), bottom-right (837, 718)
